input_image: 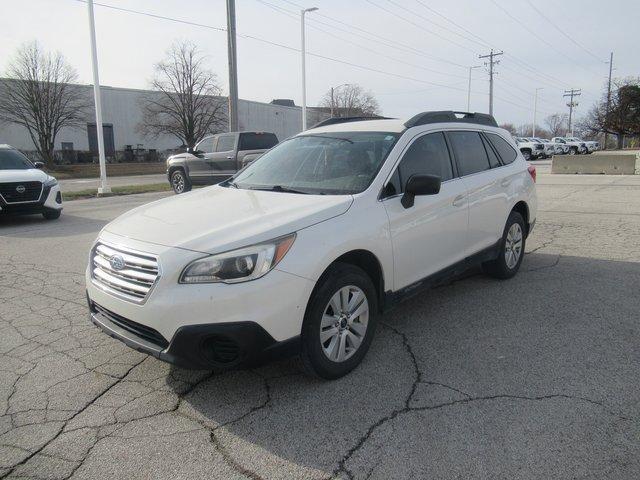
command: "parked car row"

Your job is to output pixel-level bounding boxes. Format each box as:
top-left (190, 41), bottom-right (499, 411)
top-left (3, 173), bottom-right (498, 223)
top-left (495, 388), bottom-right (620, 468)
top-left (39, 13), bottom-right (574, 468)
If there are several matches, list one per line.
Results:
top-left (514, 136), bottom-right (600, 160)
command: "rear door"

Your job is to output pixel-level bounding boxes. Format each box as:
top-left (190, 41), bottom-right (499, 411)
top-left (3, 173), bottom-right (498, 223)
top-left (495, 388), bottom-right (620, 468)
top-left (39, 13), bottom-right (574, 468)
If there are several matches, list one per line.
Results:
top-left (447, 130), bottom-right (510, 256)
top-left (207, 134), bottom-right (238, 174)
top-left (382, 131), bottom-right (469, 289)
top-left (237, 133), bottom-right (279, 168)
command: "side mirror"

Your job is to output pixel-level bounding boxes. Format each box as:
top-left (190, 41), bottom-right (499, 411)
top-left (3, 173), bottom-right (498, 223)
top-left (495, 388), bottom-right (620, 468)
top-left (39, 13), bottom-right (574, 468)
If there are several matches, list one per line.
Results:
top-left (401, 174), bottom-right (441, 209)
top-left (33, 162), bottom-right (45, 170)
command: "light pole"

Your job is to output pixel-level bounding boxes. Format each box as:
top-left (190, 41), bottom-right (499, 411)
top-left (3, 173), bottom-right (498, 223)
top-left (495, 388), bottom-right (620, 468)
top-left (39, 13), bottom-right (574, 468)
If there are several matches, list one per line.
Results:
top-left (533, 88), bottom-right (543, 137)
top-left (86, 0), bottom-right (110, 195)
top-left (226, 0), bottom-right (239, 132)
top-left (467, 66), bottom-right (481, 111)
top-left (301, 7), bottom-right (318, 131)
top-left (330, 83), bottom-right (353, 117)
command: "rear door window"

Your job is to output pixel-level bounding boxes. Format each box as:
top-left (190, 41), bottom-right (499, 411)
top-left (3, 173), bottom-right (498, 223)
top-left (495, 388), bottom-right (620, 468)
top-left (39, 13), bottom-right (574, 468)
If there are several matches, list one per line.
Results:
top-left (447, 131), bottom-right (491, 176)
top-left (239, 133), bottom-right (279, 151)
top-left (216, 135), bottom-right (236, 152)
top-left (486, 133), bottom-right (518, 165)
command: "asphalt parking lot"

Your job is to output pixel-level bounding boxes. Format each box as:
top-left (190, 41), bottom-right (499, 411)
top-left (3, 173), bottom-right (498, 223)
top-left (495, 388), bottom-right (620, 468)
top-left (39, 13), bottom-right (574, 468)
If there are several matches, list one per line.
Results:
top-left (1, 172), bottom-right (639, 479)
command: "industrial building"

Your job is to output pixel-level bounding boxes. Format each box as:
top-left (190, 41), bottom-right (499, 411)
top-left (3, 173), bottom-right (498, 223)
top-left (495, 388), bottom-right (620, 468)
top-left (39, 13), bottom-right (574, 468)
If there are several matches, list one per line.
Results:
top-left (0, 81), bottom-right (329, 161)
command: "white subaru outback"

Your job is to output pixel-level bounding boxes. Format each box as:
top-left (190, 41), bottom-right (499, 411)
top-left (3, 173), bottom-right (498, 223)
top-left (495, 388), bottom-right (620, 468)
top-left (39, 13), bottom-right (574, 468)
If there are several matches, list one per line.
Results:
top-left (86, 111), bottom-right (537, 379)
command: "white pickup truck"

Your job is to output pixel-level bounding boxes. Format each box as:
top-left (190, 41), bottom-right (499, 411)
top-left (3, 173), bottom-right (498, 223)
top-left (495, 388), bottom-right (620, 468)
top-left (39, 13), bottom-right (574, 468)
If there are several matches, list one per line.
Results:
top-left (515, 137), bottom-right (545, 160)
top-left (551, 137), bottom-right (586, 155)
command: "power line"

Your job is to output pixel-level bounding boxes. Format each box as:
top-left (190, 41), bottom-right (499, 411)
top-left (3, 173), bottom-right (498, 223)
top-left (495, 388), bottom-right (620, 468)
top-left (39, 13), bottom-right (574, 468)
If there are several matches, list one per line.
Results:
top-left (254, 0), bottom-right (471, 80)
top-left (70, 0), bottom-right (476, 95)
top-left (524, 0), bottom-right (603, 62)
top-left (488, 0), bottom-right (602, 78)
top-left (365, 0), bottom-right (478, 54)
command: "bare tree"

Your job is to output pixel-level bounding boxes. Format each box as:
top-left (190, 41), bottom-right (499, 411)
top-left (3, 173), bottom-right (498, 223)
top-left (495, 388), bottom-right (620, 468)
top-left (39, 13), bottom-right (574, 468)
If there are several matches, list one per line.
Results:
top-left (139, 41), bottom-right (227, 149)
top-left (544, 113), bottom-right (569, 138)
top-left (579, 77), bottom-right (640, 149)
top-left (499, 123), bottom-right (517, 135)
top-left (0, 42), bottom-right (90, 166)
top-left (319, 84), bottom-right (380, 117)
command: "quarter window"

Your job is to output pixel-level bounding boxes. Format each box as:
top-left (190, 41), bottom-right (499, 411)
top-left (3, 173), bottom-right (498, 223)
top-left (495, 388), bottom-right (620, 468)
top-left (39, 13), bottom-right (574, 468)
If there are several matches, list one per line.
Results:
top-left (481, 135), bottom-right (501, 168)
top-left (395, 132), bottom-right (453, 190)
top-left (486, 133), bottom-right (517, 165)
top-left (216, 135), bottom-right (235, 152)
top-left (448, 131), bottom-right (491, 176)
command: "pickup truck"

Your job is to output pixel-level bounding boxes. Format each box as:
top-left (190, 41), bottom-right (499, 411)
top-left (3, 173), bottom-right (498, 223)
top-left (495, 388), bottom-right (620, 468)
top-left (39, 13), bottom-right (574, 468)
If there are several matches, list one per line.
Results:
top-left (515, 137), bottom-right (545, 160)
top-left (551, 137), bottom-right (586, 155)
top-left (166, 131), bottom-right (279, 193)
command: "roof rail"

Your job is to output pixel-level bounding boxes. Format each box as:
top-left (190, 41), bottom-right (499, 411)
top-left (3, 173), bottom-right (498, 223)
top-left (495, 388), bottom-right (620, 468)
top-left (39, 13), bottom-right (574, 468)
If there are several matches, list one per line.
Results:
top-left (404, 111), bottom-right (498, 128)
top-left (310, 116), bottom-right (393, 129)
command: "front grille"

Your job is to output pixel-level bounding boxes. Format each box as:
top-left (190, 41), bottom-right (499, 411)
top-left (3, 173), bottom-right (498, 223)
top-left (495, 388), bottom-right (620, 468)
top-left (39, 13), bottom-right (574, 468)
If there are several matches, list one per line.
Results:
top-left (0, 181), bottom-right (42, 203)
top-left (91, 242), bottom-right (160, 303)
top-left (92, 302), bottom-right (168, 349)
top-left (534, 144), bottom-right (544, 150)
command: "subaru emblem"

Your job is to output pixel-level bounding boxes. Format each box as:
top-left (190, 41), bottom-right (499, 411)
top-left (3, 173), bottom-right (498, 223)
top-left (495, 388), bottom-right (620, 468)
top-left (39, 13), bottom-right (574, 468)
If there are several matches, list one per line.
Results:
top-left (110, 254), bottom-right (126, 271)
top-left (16, 185), bottom-right (25, 194)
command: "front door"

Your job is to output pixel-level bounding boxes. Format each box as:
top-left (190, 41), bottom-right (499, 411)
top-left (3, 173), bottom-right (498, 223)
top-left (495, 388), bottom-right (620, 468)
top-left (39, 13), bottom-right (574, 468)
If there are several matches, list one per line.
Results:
top-left (189, 136), bottom-right (216, 182)
top-left (382, 132), bottom-right (469, 290)
top-left (207, 134), bottom-right (237, 174)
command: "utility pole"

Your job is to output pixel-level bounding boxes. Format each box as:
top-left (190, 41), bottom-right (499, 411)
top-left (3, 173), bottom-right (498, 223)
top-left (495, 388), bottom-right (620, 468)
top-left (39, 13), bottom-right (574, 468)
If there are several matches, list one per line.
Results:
top-left (479, 49), bottom-right (503, 116)
top-left (533, 88), bottom-right (543, 137)
top-left (563, 88), bottom-right (581, 137)
top-left (604, 52), bottom-right (614, 149)
top-left (226, 0), bottom-right (239, 132)
top-left (467, 65), bottom-right (481, 111)
top-left (300, 7), bottom-right (318, 131)
top-left (86, 0), bottom-right (110, 195)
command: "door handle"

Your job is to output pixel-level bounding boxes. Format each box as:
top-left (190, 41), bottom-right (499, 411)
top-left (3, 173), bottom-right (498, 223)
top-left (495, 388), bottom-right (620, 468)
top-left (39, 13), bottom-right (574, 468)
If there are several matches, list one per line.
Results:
top-left (226, 156), bottom-right (233, 159)
top-left (452, 194), bottom-right (466, 207)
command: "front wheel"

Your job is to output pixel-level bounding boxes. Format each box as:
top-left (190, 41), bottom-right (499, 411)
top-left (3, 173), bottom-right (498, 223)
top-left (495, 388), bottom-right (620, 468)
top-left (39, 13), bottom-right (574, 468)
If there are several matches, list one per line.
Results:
top-left (42, 209), bottom-right (61, 220)
top-left (300, 263), bottom-right (378, 379)
top-left (521, 150), bottom-right (531, 161)
top-left (569, 147), bottom-right (577, 155)
top-left (170, 169), bottom-right (192, 194)
top-left (482, 211), bottom-right (526, 280)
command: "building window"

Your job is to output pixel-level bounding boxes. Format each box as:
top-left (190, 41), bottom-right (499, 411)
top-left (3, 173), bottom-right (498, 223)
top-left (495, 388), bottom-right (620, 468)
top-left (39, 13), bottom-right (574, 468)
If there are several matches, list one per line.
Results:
top-left (87, 123), bottom-right (115, 156)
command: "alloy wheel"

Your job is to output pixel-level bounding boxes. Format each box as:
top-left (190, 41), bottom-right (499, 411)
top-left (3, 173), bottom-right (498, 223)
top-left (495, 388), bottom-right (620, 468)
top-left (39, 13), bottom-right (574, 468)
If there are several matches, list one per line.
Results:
top-left (504, 223), bottom-right (523, 269)
top-left (320, 285), bottom-right (369, 362)
top-left (172, 172), bottom-right (185, 193)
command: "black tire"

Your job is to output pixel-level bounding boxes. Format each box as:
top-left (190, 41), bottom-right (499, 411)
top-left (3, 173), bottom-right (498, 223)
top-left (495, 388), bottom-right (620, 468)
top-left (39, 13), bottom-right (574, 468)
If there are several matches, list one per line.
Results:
top-left (482, 211), bottom-right (526, 280)
top-left (170, 168), bottom-right (192, 194)
top-left (300, 263), bottom-right (378, 380)
top-left (569, 147), bottom-right (577, 155)
top-left (42, 209), bottom-right (61, 220)
top-left (521, 150), bottom-right (531, 161)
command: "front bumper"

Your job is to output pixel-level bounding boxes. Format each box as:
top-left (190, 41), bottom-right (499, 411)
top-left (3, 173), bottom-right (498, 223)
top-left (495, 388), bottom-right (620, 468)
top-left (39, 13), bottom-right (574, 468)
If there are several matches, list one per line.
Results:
top-left (86, 231), bottom-right (315, 369)
top-left (88, 298), bottom-right (300, 369)
top-left (0, 183), bottom-right (62, 215)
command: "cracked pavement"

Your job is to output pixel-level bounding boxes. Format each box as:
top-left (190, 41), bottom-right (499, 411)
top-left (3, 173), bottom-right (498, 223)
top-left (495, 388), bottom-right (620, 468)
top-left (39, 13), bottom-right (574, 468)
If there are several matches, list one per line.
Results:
top-left (1, 173), bottom-right (639, 479)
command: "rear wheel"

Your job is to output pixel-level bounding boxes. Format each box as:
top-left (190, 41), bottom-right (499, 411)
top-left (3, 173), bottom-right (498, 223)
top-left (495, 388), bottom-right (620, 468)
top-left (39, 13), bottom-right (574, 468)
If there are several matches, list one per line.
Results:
top-left (521, 150), bottom-right (531, 161)
top-left (482, 211), bottom-right (526, 280)
top-left (170, 169), bottom-right (191, 194)
top-left (300, 263), bottom-right (378, 379)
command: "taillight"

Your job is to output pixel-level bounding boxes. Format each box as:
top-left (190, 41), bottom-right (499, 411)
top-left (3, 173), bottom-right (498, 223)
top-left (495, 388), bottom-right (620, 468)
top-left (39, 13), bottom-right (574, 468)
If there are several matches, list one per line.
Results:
top-left (527, 165), bottom-right (537, 183)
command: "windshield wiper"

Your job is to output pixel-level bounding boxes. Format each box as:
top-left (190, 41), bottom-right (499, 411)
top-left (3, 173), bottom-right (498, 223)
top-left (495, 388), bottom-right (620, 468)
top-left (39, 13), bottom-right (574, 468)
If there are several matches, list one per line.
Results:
top-left (249, 185), bottom-right (310, 194)
top-left (226, 180), bottom-right (239, 188)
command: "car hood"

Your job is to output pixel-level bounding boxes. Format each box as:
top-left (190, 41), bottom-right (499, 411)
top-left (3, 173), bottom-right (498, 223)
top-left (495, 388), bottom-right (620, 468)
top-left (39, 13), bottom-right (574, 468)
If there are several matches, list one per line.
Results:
top-left (0, 168), bottom-right (50, 183)
top-left (103, 185), bottom-right (353, 254)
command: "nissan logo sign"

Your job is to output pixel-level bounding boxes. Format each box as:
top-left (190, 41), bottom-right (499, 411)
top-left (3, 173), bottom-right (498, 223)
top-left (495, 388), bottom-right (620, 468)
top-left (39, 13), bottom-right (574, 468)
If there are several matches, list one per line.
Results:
top-left (109, 254), bottom-right (126, 271)
top-left (16, 185), bottom-right (26, 194)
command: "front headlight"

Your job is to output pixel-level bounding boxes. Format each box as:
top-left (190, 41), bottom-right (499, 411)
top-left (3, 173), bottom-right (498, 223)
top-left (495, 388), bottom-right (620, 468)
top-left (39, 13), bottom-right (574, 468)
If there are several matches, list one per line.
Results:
top-left (44, 176), bottom-right (58, 187)
top-left (180, 233), bottom-right (296, 284)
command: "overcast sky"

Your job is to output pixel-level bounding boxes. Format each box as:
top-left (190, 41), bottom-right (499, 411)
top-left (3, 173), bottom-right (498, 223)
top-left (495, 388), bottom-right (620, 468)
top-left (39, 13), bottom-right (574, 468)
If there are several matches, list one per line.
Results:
top-left (2, 0), bottom-right (638, 126)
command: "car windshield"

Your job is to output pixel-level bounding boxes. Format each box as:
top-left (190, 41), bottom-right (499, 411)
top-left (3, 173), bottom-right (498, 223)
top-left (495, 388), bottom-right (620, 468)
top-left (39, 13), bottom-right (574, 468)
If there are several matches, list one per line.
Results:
top-left (0, 149), bottom-right (34, 170)
top-left (228, 132), bottom-right (400, 195)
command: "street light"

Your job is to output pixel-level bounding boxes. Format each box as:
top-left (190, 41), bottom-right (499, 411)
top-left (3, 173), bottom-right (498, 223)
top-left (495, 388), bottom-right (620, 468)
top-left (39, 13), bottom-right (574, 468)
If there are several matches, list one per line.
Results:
top-left (467, 65), bottom-right (481, 111)
top-left (86, 0), bottom-right (110, 195)
top-left (330, 83), bottom-right (353, 117)
top-left (301, 7), bottom-right (318, 131)
top-left (533, 88), bottom-right (543, 137)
